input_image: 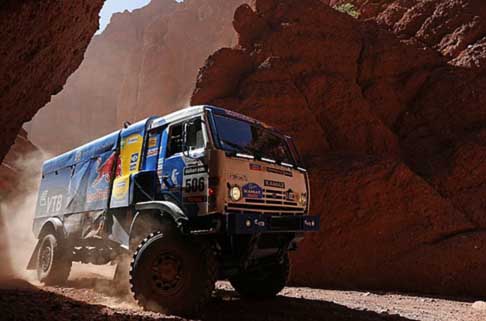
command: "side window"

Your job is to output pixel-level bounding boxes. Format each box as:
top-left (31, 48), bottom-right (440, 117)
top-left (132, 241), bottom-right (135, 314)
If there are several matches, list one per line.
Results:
top-left (166, 123), bottom-right (184, 158)
top-left (165, 117), bottom-right (205, 158)
top-left (186, 118), bottom-right (204, 151)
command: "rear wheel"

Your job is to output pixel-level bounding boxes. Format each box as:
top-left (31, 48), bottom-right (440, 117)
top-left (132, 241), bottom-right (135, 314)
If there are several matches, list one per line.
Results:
top-left (129, 231), bottom-right (217, 317)
top-left (230, 253), bottom-right (289, 298)
top-left (36, 233), bottom-right (72, 285)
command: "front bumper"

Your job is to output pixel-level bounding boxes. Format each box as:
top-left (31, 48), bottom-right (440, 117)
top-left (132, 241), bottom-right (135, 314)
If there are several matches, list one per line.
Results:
top-left (226, 212), bottom-right (319, 234)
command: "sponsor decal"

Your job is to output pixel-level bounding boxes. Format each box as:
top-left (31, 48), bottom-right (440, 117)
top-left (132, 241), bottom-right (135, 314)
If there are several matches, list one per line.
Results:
top-left (112, 176), bottom-right (130, 200)
top-left (284, 189), bottom-right (296, 201)
top-left (147, 148), bottom-right (158, 158)
top-left (148, 137), bottom-right (158, 148)
top-left (229, 173), bottom-right (248, 182)
top-left (92, 153), bottom-right (116, 188)
top-left (39, 190), bottom-right (48, 207)
top-left (86, 190), bottom-right (109, 203)
top-left (304, 219), bottom-right (316, 227)
top-left (266, 167), bottom-right (293, 177)
top-left (254, 219), bottom-right (265, 227)
top-left (242, 183), bottom-right (263, 199)
top-left (171, 168), bottom-right (179, 185)
top-left (183, 165), bottom-right (207, 175)
top-left (264, 179), bottom-right (285, 189)
top-left (129, 153), bottom-right (139, 171)
top-left (116, 180), bottom-right (126, 188)
top-left (157, 158), bottom-right (164, 183)
top-left (249, 163), bottom-right (262, 171)
top-left (127, 136), bottom-right (139, 145)
top-left (46, 194), bottom-right (63, 213)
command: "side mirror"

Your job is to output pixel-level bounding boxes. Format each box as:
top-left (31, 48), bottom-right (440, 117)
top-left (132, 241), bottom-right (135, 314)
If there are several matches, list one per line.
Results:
top-left (182, 120), bottom-right (200, 159)
top-left (182, 122), bottom-right (189, 157)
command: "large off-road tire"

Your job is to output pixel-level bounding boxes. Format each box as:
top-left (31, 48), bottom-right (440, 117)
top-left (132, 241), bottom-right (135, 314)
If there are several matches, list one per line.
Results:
top-left (114, 215), bottom-right (175, 290)
top-left (129, 231), bottom-right (217, 317)
top-left (230, 253), bottom-right (289, 299)
top-left (36, 233), bottom-right (72, 285)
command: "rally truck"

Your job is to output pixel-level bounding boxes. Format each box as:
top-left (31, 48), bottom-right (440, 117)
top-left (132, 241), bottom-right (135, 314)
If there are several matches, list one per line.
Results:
top-left (27, 105), bottom-right (318, 316)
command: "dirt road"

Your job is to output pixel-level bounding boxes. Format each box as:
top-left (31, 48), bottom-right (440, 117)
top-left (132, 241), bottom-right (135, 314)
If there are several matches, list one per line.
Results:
top-left (1, 264), bottom-right (485, 321)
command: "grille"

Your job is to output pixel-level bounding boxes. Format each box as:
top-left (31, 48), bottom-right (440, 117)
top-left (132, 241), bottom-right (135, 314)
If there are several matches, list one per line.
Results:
top-left (227, 188), bottom-right (305, 216)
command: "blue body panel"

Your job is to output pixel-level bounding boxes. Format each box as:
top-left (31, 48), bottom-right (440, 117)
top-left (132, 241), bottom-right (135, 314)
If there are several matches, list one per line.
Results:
top-left (34, 106), bottom-right (294, 224)
top-left (36, 131), bottom-right (120, 219)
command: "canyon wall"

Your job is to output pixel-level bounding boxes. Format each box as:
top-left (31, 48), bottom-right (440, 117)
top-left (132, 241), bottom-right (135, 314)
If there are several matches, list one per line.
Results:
top-left (0, 0), bottom-right (104, 162)
top-left (28, 0), bottom-right (245, 155)
top-left (192, 0), bottom-right (486, 297)
top-left (330, 0), bottom-right (486, 70)
top-left (0, 131), bottom-right (39, 196)
top-left (0, 0), bottom-right (104, 279)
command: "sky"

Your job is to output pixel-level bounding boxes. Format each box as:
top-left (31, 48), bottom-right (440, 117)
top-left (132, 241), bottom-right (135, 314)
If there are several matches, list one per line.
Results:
top-left (98, 0), bottom-right (152, 33)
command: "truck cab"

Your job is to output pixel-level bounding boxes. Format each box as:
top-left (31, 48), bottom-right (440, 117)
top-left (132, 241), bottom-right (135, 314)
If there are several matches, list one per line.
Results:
top-left (29, 105), bottom-right (318, 316)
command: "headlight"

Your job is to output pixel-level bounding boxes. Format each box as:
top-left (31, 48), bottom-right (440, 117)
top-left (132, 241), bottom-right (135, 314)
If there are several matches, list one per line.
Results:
top-left (230, 185), bottom-right (242, 201)
top-left (299, 192), bottom-right (307, 206)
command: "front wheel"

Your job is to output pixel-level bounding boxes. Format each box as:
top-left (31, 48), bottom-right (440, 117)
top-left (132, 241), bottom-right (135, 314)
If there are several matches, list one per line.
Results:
top-left (230, 253), bottom-right (289, 298)
top-left (129, 231), bottom-right (217, 317)
top-left (36, 233), bottom-right (72, 285)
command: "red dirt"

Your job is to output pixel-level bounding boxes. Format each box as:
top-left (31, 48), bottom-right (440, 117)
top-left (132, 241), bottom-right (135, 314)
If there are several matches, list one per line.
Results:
top-left (1, 265), bottom-right (485, 321)
top-left (191, 0), bottom-right (486, 297)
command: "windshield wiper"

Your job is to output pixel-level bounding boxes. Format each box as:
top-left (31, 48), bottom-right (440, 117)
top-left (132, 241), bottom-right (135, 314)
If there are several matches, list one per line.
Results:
top-left (220, 139), bottom-right (254, 155)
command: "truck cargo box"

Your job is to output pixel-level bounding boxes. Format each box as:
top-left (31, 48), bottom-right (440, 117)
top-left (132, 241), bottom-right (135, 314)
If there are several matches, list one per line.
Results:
top-left (35, 131), bottom-right (120, 218)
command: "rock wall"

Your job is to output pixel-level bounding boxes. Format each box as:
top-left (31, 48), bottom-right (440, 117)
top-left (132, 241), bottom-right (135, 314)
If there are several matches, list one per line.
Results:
top-left (0, 0), bottom-right (103, 280)
top-left (0, 130), bottom-right (39, 195)
top-left (192, 0), bottom-right (486, 296)
top-left (329, 0), bottom-right (486, 70)
top-left (0, 0), bottom-right (104, 162)
top-left (28, 0), bottom-right (245, 154)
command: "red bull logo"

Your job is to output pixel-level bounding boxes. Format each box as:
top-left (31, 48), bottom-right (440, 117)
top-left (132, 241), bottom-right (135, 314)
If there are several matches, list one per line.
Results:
top-left (92, 152), bottom-right (116, 188)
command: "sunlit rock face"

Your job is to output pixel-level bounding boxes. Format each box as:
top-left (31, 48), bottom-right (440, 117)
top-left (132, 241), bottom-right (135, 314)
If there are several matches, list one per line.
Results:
top-left (0, 0), bottom-right (104, 162)
top-left (28, 0), bottom-right (246, 154)
top-left (329, 0), bottom-right (486, 70)
top-left (192, 0), bottom-right (486, 297)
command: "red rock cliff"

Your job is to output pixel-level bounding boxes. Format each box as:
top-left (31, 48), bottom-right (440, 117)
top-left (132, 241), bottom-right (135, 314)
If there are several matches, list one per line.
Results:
top-left (0, 0), bottom-right (104, 162)
top-left (192, 0), bottom-right (486, 296)
top-left (28, 0), bottom-right (246, 154)
top-left (0, 0), bottom-right (103, 281)
top-left (329, 0), bottom-right (486, 69)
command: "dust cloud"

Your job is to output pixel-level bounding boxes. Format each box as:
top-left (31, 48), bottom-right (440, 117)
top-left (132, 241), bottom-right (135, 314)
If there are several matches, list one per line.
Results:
top-left (0, 150), bottom-right (141, 307)
top-left (0, 150), bottom-right (48, 283)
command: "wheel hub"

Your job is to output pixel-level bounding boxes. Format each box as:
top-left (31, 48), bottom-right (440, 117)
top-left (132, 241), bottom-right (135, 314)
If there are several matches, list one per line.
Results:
top-left (40, 245), bottom-right (52, 272)
top-left (151, 253), bottom-right (183, 292)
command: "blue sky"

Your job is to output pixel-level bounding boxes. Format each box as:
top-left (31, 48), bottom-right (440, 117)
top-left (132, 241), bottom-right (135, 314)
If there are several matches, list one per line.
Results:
top-left (98, 0), bottom-right (152, 33)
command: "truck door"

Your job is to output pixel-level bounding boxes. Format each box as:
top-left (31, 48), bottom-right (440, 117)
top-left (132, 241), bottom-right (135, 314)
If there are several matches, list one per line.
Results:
top-left (160, 117), bottom-right (208, 216)
top-left (160, 122), bottom-right (185, 203)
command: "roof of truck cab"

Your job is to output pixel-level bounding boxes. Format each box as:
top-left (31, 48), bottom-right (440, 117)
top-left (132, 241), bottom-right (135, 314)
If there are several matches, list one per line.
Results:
top-left (41, 106), bottom-right (280, 174)
top-left (149, 105), bottom-right (270, 130)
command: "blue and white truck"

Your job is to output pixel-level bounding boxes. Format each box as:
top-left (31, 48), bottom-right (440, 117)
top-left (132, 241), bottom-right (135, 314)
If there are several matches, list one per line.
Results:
top-left (28, 105), bottom-right (318, 316)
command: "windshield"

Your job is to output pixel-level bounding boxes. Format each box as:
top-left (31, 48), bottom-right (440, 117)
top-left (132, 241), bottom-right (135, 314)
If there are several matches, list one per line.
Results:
top-left (212, 114), bottom-right (296, 164)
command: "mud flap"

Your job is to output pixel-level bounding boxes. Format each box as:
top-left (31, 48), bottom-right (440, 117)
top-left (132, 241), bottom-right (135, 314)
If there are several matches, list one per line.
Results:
top-left (26, 239), bottom-right (41, 270)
